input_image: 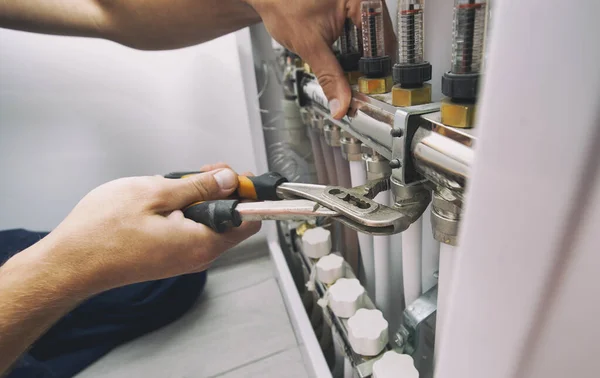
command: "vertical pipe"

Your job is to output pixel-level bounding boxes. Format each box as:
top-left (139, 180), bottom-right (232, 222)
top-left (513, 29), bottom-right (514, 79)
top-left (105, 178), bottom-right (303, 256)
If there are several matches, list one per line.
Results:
top-left (421, 204), bottom-right (440, 293)
top-left (373, 191), bottom-right (391, 319)
top-left (333, 148), bottom-right (360, 274)
top-left (349, 161), bottom-right (375, 300)
top-left (307, 126), bottom-right (328, 185)
top-left (344, 357), bottom-right (354, 378)
top-left (402, 217), bottom-right (423, 306)
top-left (320, 138), bottom-right (338, 186)
top-left (435, 243), bottom-right (457, 362)
top-left (388, 206), bottom-right (404, 340)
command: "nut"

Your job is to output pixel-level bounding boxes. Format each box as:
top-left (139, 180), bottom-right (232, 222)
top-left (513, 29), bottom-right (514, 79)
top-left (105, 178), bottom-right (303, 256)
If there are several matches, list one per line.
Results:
top-left (296, 222), bottom-right (316, 237)
top-left (340, 133), bottom-right (362, 161)
top-left (441, 97), bottom-right (477, 128)
top-left (358, 76), bottom-right (394, 94)
top-left (432, 191), bottom-right (462, 218)
top-left (345, 71), bottom-right (363, 85)
top-left (392, 83), bottom-right (432, 107)
top-left (323, 122), bottom-right (342, 147)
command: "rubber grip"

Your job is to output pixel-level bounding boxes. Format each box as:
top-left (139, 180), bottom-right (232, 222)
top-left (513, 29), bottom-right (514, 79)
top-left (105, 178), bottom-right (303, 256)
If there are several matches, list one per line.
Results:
top-left (183, 200), bottom-right (242, 233)
top-left (237, 172), bottom-right (288, 201)
top-left (165, 171), bottom-right (288, 201)
top-left (164, 171), bottom-right (203, 179)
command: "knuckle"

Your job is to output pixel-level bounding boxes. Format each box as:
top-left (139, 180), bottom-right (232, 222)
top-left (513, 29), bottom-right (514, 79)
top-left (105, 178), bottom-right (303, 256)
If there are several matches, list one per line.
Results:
top-left (189, 176), bottom-right (215, 200)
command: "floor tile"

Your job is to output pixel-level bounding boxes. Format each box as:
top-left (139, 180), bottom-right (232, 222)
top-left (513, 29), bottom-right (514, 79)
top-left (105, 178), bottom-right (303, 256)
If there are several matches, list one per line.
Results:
top-left (204, 255), bottom-right (274, 299)
top-left (77, 279), bottom-right (297, 378)
top-left (216, 347), bottom-right (309, 378)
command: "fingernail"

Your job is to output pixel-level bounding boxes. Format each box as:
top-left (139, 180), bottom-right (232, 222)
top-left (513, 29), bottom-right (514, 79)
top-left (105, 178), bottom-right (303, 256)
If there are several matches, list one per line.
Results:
top-left (329, 98), bottom-right (341, 117)
top-left (214, 169), bottom-right (237, 190)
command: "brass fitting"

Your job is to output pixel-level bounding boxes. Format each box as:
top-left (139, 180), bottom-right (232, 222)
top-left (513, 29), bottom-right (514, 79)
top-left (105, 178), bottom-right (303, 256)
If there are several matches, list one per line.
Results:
top-left (296, 222), bottom-right (316, 237)
top-left (345, 71), bottom-right (363, 85)
top-left (391, 84), bottom-right (432, 107)
top-left (303, 62), bottom-right (313, 74)
top-left (358, 76), bottom-right (393, 95)
top-left (440, 98), bottom-right (477, 129)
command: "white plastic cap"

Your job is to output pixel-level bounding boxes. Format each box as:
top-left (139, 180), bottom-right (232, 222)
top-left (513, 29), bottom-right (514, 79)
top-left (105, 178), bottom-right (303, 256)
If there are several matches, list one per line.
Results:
top-left (302, 227), bottom-right (332, 259)
top-left (372, 351), bottom-right (419, 378)
top-left (316, 254), bottom-right (345, 284)
top-left (347, 309), bottom-right (388, 356)
top-left (328, 278), bottom-right (364, 318)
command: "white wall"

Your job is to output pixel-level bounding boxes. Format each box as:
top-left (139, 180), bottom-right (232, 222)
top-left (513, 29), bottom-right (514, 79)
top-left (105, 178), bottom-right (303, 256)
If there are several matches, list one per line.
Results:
top-left (0, 29), bottom-right (260, 230)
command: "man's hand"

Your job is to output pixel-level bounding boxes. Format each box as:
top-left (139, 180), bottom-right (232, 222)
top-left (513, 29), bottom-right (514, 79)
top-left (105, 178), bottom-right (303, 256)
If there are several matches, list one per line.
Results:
top-left (245, 0), bottom-right (397, 119)
top-left (1, 0), bottom-right (396, 119)
top-left (42, 167), bottom-right (260, 296)
top-left (0, 166), bottom-right (259, 373)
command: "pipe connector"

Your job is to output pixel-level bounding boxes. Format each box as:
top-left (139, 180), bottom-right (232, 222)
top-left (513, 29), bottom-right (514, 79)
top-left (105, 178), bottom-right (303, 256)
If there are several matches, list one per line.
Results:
top-left (340, 132), bottom-right (362, 161)
top-left (310, 114), bottom-right (324, 133)
top-left (390, 177), bottom-right (432, 225)
top-left (362, 145), bottom-right (391, 181)
top-left (431, 189), bottom-right (462, 246)
top-left (299, 107), bottom-right (312, 127)
top-left (323, 121), bottom-right (342, 147)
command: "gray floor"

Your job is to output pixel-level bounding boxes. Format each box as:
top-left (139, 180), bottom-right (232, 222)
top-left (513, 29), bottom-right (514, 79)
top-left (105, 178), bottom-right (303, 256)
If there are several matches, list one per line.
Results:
top-left (76, 241), bottom-right (310, 378)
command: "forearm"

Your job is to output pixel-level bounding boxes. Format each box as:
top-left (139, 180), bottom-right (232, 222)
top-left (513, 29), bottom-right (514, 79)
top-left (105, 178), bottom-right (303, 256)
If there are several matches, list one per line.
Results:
top-left (0, 0), bottom-right (261, 50)
top-left (0, 238), bottom-right (85, 374)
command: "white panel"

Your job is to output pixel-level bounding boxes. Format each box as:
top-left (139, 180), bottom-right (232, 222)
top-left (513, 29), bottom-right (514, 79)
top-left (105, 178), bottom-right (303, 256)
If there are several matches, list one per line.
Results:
top-left (522, 161), bottom-right (600, 378)
top-left (436, 0), bottom-right (600, 377)
top-left (0, 30), bottom-right (257, 230)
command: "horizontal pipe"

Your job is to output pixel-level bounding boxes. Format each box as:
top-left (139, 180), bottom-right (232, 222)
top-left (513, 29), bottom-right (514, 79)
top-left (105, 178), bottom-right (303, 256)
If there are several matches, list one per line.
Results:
top-left (302, 79), bottom-right (474, 196)
top-left (411, 128), bottom-right (474, 195)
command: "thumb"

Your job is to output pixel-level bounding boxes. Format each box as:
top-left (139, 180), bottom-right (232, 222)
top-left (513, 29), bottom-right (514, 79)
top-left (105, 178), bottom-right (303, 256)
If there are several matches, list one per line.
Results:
top-left (164, 168), bottom-right (239, 209)
top-left (299, 39), bottom-right (351, 119)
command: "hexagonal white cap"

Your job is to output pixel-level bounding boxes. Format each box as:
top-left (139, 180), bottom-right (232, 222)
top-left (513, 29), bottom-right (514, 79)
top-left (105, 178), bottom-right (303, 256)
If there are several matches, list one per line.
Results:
top-left (347, 309), bottom-right (388, 356)
top-left (328, 278), bottom-right (364, 318)
top-left (316, 254), bottom-right (345, 284)
top-left (372, 351), bottom-right (419, 378)
top-left (302, 227), bottom-right (332, 259)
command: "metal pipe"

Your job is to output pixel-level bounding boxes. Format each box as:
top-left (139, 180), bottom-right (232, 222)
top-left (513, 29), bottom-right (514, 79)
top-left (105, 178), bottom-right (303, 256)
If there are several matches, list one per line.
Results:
top-left (307, 126), bottom-right (328, 185)
top-left (333, 147), bottom-right (360, 274)
top-left (373, 191), bottom-right (392, 319)
top-left (349, 160), bottom-right (376, 300)
top-left (435, 243), bottom-right (457, 363)
top-left (411, 127), bottom-right (474, 195)
top-left (402, 217), bottom-right (423, 306)
top-left (320, 139), bottom-right (339, 186)
top-left (303, 79), bottom-right (476, 198)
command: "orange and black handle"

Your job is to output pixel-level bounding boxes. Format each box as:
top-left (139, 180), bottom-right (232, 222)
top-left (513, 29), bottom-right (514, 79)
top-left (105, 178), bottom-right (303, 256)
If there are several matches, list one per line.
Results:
top-left (164, 171), bottom-right (288, 232)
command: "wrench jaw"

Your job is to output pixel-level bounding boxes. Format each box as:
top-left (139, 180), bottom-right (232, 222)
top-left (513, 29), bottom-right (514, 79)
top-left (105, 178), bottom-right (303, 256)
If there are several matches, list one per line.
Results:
top-left (275, 180), bottom-right (430, 235)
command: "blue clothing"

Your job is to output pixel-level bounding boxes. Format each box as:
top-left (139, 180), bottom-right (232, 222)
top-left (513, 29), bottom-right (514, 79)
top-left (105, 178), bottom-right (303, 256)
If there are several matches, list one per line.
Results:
top-left (1, 229), bottom-right (206, 378)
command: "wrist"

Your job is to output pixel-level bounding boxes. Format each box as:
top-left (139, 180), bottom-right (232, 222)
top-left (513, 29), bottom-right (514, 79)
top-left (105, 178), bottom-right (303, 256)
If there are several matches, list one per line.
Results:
top-left (3, 236), bottom-right (93, 304)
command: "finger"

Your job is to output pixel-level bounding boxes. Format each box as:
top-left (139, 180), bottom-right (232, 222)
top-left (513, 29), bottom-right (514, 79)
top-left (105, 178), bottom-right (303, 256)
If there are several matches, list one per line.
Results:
top-left (162, 169), bottom-right (239, 209)
top-left (297, 38), bottom-right (351, 120)
top-left (167, 209), bottom-right (185, 221)
top-left (176, 220), bottom-right (262, 273)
